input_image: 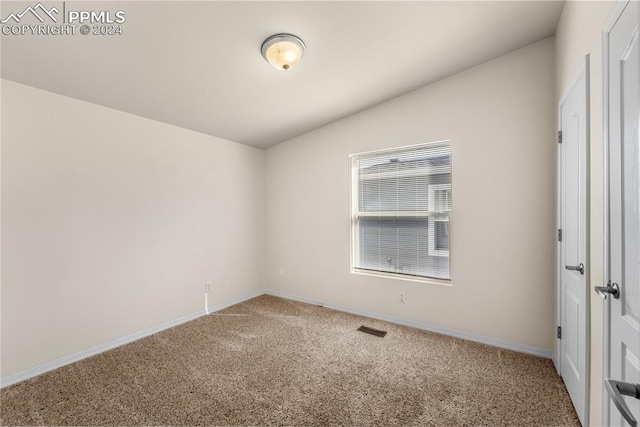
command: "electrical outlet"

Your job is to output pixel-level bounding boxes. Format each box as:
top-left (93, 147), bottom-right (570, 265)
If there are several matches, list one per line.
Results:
top-left (205, 282), bottom-right (212, 293)
top-left (398, 291), bottom-right (406, 304)
top-left (278, 266), bottom-right (285, 277)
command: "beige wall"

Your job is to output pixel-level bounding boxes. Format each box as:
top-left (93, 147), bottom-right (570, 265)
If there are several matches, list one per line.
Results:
top-left (0, 80), bottom-right (265, 377)
top-left (555, 1), bottom-right (616, 425)
top-left (265, 38), bottom-right (556, 351)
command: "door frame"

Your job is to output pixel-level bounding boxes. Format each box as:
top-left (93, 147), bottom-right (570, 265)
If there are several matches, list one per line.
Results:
top-left (601, 1), bottom-right (632, 423)
top-left (556, 54), bottom-right (591, 426)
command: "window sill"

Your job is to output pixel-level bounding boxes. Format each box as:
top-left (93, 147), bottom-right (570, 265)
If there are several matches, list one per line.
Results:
top-left (351, 268), bottom-right (452, 287)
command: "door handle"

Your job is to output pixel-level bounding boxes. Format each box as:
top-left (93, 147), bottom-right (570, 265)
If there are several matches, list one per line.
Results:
top-left (595, 281), bottom-right (620, 299)
top-left (565, 263), bottom-right (584, 274)
top-left (605, 378), bottom-right (640, 427)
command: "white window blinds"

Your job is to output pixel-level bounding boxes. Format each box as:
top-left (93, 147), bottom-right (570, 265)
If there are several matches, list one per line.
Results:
top-left (351, 142), bottom-right (452, 280)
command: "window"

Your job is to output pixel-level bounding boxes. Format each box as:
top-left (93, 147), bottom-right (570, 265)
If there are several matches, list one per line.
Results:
top-left (350, 141), bottom-right (452, 281)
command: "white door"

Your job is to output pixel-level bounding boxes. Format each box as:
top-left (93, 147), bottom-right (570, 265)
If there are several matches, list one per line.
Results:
top-left (558, 58), bottom-right (590, 426)
top-left (603, 1), bottom-right (640, 426)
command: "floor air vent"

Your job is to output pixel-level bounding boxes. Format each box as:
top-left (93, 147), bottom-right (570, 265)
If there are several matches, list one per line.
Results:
top-left (357, 326), bottom-right (387, 337)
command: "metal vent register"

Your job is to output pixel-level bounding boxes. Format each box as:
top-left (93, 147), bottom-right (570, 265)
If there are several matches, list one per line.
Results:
top-left (357, 326), bottom-right (387, 337)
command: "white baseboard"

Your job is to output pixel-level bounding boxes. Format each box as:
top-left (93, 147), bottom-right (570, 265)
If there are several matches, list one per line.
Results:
top-left (1, 291), bottom-right (264, 389)
top-left (206, 289), bottom-right (265, 314)
top-left (2, 288), bottom-right (552, 388)
top-left (263, 289), bottom-right (553, 360)
top-left (0, 309), bottom-right (203, 388)
top-left (263, 289), bottom-right (325, 307)
top-left (551, 352), bottom-right (560, 374)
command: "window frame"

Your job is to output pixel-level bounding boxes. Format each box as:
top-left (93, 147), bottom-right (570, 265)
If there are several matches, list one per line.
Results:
top-left (349, 140), bottom-right (453, 285)
top-left (427, 183), bottom-right (451, 257)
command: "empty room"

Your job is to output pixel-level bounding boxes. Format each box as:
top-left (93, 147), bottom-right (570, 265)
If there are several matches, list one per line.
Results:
top-left (1, 1), bottom-right (639, 426)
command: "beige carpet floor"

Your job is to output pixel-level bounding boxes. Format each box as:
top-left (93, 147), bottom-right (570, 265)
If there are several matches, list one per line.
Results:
top-left (1, 295), bottom-right (579, 426)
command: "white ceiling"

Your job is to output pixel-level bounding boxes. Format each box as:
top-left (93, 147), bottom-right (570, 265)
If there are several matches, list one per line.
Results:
top-left (1, 1), bottom-right (565, 149)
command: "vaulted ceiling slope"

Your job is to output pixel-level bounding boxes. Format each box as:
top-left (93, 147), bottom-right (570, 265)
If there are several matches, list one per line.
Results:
top-left (1, 1), bottom-right (565, 149)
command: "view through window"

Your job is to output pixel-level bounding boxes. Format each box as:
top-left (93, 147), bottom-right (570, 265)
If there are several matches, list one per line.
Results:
top-left (350, 141), bottom-right (452, 280)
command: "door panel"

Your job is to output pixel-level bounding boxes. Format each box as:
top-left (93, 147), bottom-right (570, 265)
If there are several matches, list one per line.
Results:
top-left (567, 289), bottom-right (581, 377)
top-left (605, 1), bottom-right (640, 425)
top-left (559, 58), bottom-right (589, 426)
top-left (621, 12), bottom-right (639, 329)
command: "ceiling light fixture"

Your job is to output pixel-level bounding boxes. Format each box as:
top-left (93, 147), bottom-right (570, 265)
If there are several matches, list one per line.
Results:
top-left (261, 33), bottom-right (306, 71)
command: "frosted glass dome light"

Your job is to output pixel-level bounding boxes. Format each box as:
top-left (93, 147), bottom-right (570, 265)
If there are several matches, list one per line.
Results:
top-left (261, 34), bottom-right (306, 71)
